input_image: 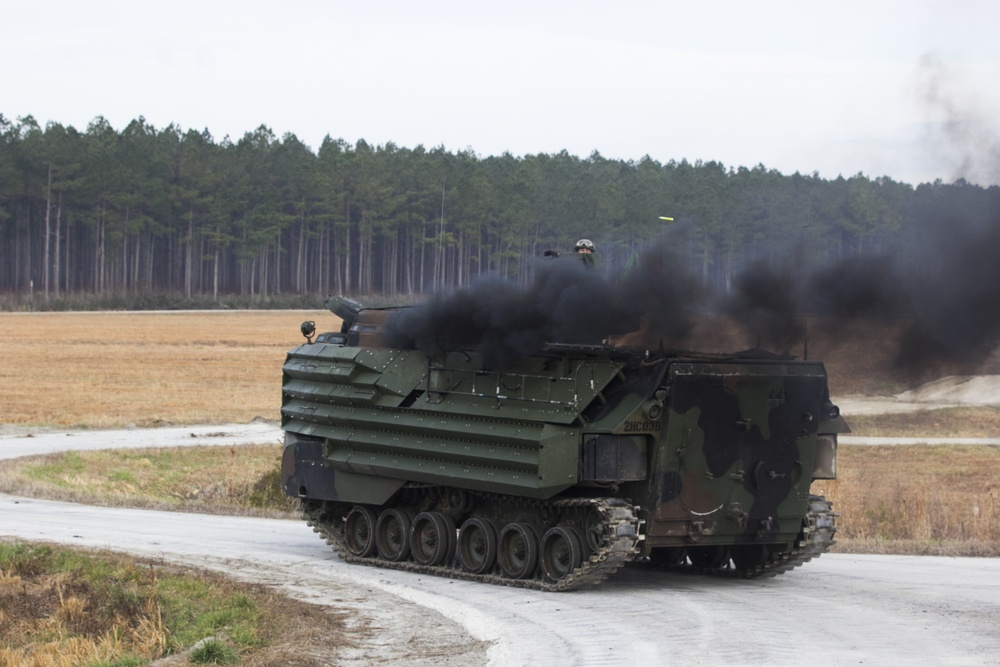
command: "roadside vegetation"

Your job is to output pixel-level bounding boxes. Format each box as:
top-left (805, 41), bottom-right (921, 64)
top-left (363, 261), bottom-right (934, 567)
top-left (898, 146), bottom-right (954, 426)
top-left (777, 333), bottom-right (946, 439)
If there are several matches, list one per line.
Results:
top-left (0, 445), bottom-right (297, 517)
top-left (0, 542), bottom-right (350, 667)
top-left (815, 445), bottom-right (1000, 556)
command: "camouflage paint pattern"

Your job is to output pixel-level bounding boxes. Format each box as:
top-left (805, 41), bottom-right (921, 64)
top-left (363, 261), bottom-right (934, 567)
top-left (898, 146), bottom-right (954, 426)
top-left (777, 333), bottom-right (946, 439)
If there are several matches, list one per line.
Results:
top-left (281, 310), bottom-right (845, 555)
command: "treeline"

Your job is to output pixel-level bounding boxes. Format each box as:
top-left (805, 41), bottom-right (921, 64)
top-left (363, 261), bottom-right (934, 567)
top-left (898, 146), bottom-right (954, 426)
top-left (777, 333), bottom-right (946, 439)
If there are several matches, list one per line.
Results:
top-left (1, 114), bottom-right (998, 304)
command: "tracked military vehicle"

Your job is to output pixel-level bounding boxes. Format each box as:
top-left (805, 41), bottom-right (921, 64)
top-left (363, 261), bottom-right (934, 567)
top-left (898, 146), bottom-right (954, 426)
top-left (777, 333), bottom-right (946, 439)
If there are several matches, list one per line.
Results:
top-left (281, 297), bottom-right (847, 591)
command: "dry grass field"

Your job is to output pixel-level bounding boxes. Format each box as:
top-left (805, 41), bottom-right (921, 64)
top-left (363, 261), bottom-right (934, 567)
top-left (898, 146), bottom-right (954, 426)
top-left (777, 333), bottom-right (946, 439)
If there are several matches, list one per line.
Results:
top-left (816, 446), bottom-right (1000, 555)
top-left (0, 310), bottom-right (331, 428)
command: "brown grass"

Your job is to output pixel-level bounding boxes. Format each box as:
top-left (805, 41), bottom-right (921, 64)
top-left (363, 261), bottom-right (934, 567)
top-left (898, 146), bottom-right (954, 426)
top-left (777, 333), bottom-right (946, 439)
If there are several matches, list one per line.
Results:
top-left (0, 561), bottom-right (168, 667)
top-left (0, 310), bottom-right (332, 428)
top-left (846, 406), bottom-right (1000, 438)
top-left (814, 445), bottom-right (1000, 556)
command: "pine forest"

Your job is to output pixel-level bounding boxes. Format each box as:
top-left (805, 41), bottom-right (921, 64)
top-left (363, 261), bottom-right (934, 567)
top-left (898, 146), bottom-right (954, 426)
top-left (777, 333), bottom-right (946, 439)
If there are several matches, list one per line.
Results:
top-left (1, 114), bottom-right (998, 308)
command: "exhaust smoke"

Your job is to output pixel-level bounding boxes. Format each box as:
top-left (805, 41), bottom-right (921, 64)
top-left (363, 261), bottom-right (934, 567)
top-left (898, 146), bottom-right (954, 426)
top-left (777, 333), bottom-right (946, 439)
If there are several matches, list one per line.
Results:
top-left (386, 198), bottom-right (999, 381)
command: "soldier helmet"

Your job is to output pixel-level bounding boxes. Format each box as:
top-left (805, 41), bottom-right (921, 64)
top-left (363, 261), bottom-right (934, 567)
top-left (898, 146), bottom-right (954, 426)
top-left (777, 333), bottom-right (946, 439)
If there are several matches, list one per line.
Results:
top-left (574, 238), bottom-right (596, 252)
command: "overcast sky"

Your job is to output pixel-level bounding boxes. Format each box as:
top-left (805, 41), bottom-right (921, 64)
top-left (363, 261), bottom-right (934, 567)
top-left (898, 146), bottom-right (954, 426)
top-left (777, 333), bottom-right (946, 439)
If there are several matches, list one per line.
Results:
top-left (4, 1), bottom-right (999, 186)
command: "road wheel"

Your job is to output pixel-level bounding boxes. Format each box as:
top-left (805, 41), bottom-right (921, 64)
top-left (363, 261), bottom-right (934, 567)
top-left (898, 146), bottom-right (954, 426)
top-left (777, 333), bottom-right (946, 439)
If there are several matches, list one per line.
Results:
top-left (458, 518), bottom-right (498, 574)
top-left (498, 522), bottom-right (539, 579)
top-left (540, 525), bottom-right (584, 582)
top-left (410, 512), bottom-right (455, 566)
top-left (344, 506), bottom-right (378, 557)
top-left (375, 508), bottom-right (413, 562)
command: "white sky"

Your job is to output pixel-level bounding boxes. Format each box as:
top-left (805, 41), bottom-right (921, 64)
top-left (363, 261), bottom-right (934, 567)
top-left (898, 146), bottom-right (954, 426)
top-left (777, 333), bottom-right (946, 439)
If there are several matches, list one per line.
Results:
top-left (3, 1), bottom-right (999, 186)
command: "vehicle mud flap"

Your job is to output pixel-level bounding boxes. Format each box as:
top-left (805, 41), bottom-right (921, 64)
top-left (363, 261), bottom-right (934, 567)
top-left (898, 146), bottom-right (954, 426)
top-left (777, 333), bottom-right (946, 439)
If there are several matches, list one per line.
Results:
top-left (282, 438), bottom-right (339, 501)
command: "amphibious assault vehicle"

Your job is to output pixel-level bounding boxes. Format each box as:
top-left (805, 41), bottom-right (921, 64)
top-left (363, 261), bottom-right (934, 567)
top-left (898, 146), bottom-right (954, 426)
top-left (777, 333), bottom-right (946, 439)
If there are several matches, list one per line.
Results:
top-left (281, 298), bottom-right (847, 590)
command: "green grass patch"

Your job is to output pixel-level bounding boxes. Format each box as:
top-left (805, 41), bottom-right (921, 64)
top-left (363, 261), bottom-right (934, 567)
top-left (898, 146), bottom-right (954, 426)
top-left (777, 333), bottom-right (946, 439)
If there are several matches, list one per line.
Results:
top-left (157, 579), bottom-right (259, 653)
top-left (0, 445), bottom-right (298, 516)
top-left (190, 638), bottom-right (239, 664)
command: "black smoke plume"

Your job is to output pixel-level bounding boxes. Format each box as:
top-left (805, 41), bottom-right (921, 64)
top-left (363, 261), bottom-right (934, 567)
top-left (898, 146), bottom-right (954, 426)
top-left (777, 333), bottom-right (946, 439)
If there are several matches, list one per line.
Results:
top-left (719, 206), bottom-right (1000, 376)
top-left (385, 228), bottom-right (713, 369)
top-left (386, 257), bottom-right (641, 369)
top-left (386, 202), bottom-right (1000, 378)
top-left (890, 213), bottom-right (1000, 371)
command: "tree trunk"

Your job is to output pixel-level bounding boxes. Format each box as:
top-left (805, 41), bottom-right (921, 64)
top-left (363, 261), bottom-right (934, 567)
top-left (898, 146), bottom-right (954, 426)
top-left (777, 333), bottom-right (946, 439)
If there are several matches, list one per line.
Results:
top-left (132, 231), bottom-right (141, 293)
top-left (43, 163), bottom-right (52, 301)
top-left (95, 203), bottom-right (106, 294)
top-left (185, 211), bottom-right (193, 299)
top-left (330, 220), bottom-right (342, 294)
top-left (273, 233), bottom-right (281, 295)
top-left (344, 201), bottom-right (352, 294)
top-left (296, 217), bottom-right (306, 293)
top-left (53, 193), bottom-right (62, 298)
